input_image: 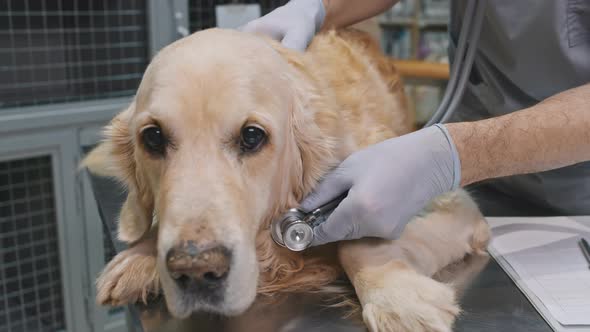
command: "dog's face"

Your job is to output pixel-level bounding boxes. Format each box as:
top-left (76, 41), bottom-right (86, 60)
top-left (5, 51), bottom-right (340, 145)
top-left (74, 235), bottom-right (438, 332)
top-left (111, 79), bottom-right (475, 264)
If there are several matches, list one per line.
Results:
top-left (89, 29), bottom-right (335, 318)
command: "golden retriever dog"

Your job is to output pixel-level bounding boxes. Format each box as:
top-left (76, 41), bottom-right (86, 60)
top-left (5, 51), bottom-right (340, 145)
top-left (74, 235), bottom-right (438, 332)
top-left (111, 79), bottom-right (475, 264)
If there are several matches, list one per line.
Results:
top-left (84, 28), bottom-right (490, 332)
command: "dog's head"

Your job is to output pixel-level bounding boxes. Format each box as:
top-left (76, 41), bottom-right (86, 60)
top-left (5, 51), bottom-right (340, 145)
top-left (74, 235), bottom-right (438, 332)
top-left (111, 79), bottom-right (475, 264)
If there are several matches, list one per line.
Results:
top-left (84, 29), bottom-right (340, 317)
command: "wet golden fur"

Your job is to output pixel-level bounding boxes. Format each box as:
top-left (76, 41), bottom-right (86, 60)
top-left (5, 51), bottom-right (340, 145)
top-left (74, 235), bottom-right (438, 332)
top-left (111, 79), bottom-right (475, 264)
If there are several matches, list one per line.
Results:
top-left (84, 28), bottom-right (489, 331)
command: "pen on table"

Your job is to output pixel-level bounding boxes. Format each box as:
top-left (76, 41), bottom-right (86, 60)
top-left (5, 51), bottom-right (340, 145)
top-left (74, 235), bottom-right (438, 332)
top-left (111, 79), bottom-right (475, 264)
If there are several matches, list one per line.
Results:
top-left (580, 238), bottom-right (590, 269)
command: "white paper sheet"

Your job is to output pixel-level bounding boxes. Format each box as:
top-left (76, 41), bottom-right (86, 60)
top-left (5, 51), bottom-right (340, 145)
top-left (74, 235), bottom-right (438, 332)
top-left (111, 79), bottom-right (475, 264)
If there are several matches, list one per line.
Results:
top-left (487, 217), bottom-right (590, 330)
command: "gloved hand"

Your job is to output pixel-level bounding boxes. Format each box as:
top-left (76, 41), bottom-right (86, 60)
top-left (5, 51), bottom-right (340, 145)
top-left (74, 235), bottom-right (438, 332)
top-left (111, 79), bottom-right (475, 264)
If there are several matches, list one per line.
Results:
top-left (300, 124), bottom-right (462, 246)
top-left (239, 0), bottom-right (325, 51)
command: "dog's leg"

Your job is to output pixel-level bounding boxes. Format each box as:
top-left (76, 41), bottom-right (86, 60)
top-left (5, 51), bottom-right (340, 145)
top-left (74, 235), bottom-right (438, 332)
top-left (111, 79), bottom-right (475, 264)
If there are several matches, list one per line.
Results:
top-left (96, 226), bottom-right (159, 306)
top-left (339, 190), bottom-right (490, 332)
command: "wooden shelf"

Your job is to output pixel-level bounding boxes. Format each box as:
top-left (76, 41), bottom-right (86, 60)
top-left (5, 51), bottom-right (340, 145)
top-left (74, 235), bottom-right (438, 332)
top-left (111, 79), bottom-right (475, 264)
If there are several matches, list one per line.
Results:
top-left (393, 60), bottom-right (449, 80)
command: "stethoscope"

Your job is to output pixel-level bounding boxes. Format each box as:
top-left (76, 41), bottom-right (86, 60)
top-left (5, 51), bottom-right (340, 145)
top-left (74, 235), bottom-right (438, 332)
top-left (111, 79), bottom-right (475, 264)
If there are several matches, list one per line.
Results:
top-left (272, 0), bottom-right (488, 251)
top-left (271, 193), bottom-right (347, 251)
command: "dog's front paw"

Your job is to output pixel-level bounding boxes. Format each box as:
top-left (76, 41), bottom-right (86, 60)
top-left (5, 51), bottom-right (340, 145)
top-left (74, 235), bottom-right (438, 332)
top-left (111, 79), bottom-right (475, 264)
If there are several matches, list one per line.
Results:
top-left (96, 246), bottom-right (159, 306)
top-left (357, 263), bottom-right (459, 332)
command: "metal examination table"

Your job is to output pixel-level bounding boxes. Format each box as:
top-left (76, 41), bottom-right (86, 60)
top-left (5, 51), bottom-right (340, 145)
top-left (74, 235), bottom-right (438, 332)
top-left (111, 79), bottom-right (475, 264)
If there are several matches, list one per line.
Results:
top-left (89, 174), bottom-right (553, 332)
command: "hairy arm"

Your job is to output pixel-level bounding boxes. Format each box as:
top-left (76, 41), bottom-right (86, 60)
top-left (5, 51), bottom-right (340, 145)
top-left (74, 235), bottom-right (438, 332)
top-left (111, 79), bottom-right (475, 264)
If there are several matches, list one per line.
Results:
top-left (446, 84), bottom-right (590, 186)
top-left (321, 0), bottom-right (399, 30)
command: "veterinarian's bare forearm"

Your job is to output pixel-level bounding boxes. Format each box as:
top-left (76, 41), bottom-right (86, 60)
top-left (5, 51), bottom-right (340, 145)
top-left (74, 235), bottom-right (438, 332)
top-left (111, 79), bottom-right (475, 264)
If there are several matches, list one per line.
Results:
top-left (446, 83), bottom-right (590, 186)
top-left (321, 0), bottom-right (399, 30)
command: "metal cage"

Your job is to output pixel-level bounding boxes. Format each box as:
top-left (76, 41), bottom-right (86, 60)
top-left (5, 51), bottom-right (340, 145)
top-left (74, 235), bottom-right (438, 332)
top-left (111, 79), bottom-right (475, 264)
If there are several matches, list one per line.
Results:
top-left (0, 0), bottom-right (150, 110)
top-left (0, 156), bottom-right (66, 332)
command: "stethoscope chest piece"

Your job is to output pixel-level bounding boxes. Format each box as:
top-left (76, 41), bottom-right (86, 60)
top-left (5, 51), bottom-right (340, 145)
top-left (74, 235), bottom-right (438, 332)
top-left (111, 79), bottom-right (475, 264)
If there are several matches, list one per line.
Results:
top-left (271, 208), bottom-right (314, 251)
top-left (271, 194), bottom-right (346, 252)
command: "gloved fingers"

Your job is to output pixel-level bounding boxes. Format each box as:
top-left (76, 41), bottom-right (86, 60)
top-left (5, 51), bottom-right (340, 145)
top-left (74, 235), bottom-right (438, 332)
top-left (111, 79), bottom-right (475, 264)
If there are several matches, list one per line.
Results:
top-left (237, 19), bottom-right (260, 33)
top-left (238, 19), bottom-right (286, 41)
top-left (299, 167), bottom-right (352, 212)
top-left (310, 195), bottom-right (358, 246)
top-left (280, 26), bottom-right (314, 51)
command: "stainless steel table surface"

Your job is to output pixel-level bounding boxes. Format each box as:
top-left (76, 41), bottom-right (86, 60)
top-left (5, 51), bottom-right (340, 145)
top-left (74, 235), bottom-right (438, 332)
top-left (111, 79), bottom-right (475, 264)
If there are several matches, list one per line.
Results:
top-left (88, 175), bottom-right (554, 332)
top-left (133, 255), bottom-right (552, 332)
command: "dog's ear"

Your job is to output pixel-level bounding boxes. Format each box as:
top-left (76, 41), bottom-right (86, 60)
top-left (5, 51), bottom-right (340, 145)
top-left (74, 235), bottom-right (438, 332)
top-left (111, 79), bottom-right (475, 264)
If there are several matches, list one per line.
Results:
top-left (116, 188), bottom-right (154, 244)
top-left (269, 44), bottom-right (339, 202)
top-left (82, 103), bottom-right (154, 244)
top-left (289, 96), bottom-right (338, 201)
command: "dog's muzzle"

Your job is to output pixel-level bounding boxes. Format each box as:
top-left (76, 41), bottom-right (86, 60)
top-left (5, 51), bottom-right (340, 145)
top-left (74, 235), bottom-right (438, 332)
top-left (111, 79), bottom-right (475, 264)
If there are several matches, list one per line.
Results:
top-left (166, 242), bottom-right (232, 302)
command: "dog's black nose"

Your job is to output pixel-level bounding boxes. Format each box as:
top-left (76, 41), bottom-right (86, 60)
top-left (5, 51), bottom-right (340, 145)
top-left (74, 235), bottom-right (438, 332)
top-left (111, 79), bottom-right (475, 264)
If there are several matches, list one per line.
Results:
top-left (166, 243), bottom-right (231, 293)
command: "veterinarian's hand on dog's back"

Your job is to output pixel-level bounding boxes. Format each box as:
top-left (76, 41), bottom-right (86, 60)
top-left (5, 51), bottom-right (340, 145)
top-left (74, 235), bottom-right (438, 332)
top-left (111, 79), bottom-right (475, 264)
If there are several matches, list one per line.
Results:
top-left (239, 0), bottom-right (325, 51)
top-left (240, 0), bottom-right (401, 51)
top-left (301, 125), bottom-right (461, 246)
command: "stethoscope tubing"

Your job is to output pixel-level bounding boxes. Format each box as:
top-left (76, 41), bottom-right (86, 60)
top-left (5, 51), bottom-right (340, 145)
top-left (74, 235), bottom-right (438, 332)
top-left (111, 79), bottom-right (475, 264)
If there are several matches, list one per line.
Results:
top-left (425, 0), bottom-right (487, 126)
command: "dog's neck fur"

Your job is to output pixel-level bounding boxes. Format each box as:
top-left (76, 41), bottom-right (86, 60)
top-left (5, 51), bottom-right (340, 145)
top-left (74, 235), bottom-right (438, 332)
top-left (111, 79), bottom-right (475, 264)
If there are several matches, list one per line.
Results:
top-left (255, 30), bottom-right (411, 297)
top-left (254, 40), bottom-right (355, 297)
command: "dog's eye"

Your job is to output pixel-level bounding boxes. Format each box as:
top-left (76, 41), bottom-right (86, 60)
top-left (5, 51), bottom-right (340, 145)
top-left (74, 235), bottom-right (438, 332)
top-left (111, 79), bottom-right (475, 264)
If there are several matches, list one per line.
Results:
top-left (240, 125), bottom-right (266, 152)
top-left (141, 125), bottom-right (167, 156)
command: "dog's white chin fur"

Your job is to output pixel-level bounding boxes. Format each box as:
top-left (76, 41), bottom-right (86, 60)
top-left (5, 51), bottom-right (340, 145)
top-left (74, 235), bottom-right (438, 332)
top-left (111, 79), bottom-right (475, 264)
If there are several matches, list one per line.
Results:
top-left (158, 246), bottom-right (259, 318)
